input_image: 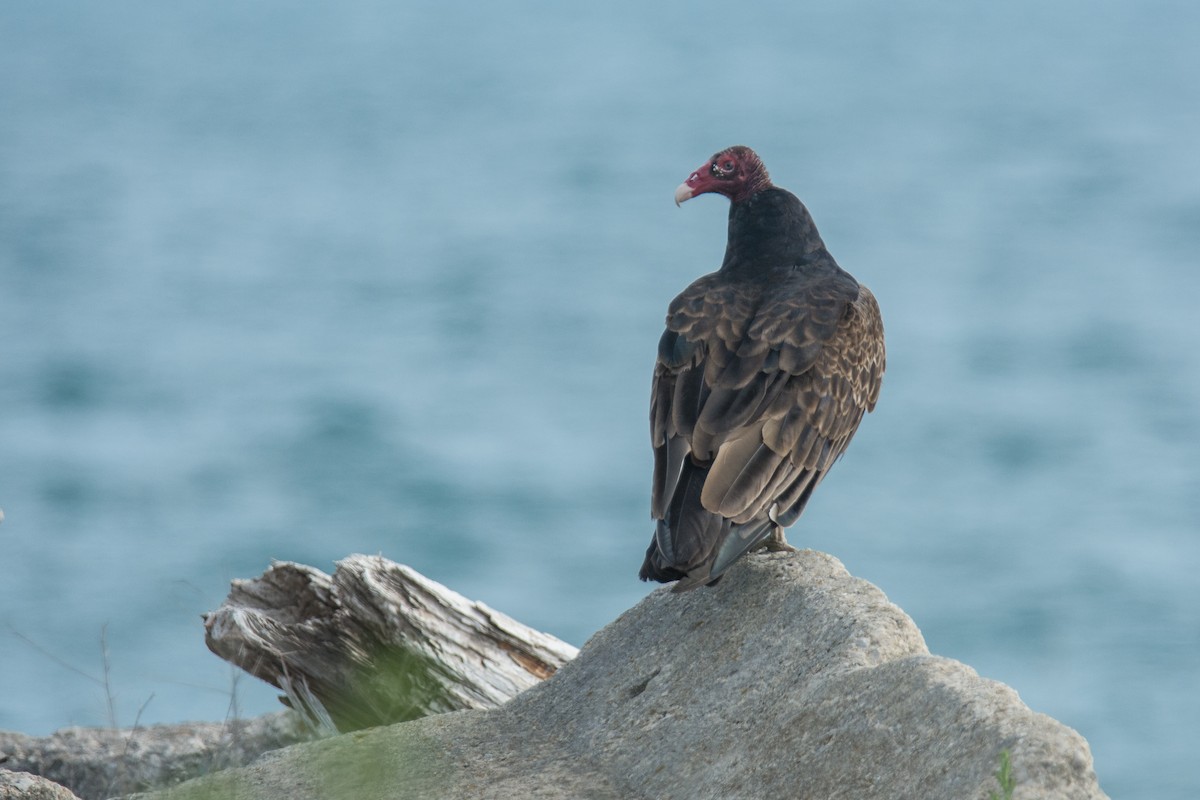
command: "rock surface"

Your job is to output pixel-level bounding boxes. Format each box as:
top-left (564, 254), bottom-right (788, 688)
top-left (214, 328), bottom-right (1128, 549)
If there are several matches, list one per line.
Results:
top-left (0, 713), bottom-right (308, 800)
top-left (0, 771), bottom-right (81, 800)
top-left (123, 550), bottom-right (1108, 800)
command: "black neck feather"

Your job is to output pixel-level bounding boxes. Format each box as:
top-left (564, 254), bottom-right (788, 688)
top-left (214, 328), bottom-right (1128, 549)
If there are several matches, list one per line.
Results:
top-left (720, 188), bottom-right (832, 276)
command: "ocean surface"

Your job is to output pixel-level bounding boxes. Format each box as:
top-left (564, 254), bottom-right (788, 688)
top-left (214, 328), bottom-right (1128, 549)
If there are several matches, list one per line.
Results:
top-left (2, 2), bottom-right (1198, 796)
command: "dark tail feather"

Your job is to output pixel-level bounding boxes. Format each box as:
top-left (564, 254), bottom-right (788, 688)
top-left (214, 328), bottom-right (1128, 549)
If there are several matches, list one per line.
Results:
top-left (708, 517), bottom-right (775, 580)
top-left (640, 459), bottom-right (728, 584)
top-left (705, 472), bottom-right (823, 582)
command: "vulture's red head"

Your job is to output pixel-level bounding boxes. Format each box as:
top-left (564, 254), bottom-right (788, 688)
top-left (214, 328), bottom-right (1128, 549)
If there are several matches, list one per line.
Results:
top-left (674, 146), bottom-right (773, 206)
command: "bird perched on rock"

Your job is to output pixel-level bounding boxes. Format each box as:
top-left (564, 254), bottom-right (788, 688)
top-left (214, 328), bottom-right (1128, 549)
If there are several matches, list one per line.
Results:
top-left (640, 146), bottom-right (885, 592)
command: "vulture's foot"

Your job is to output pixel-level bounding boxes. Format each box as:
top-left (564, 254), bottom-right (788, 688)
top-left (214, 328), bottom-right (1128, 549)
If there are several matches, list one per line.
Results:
top-left (762, 526), bottom-right (798, 553)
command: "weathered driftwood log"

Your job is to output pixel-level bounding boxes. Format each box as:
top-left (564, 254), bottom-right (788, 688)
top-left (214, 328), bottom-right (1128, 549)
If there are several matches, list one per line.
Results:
top-left (203, 555), bottom-right (578, 732)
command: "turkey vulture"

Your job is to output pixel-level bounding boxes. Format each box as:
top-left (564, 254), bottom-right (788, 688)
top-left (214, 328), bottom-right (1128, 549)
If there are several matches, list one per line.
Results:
top-left (640, 146), bottom-right (885, 592)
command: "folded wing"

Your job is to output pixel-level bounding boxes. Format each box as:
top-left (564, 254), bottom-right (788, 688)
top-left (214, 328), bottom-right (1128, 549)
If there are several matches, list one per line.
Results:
top-left (645, 269), bottom-right (884, 585)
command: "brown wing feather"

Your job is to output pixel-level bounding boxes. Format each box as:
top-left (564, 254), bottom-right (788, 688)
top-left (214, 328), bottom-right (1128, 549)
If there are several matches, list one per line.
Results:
top-left (650, 274), bottom-right (884, 531)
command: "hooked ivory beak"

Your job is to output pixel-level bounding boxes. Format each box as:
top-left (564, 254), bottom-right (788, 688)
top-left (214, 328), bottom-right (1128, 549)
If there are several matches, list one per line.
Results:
top-left (674, 182), bottom-right (694, 207)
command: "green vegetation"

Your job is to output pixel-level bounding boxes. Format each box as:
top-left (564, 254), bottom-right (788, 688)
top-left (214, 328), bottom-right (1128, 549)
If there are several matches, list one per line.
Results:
top-left (989, 749), bottom-right (1015, 800)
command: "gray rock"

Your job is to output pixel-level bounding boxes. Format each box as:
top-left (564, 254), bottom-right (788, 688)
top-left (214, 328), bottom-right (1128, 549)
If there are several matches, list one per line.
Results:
top-left (127, 550), bottom-right (1107, 800)
top-left (0, 713), bottom-right (309, 800)
top-left (0, 770), bottom-right (81, 800)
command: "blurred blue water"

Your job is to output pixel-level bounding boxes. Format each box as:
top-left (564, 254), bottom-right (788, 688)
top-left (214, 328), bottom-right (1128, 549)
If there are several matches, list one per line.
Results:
top-left (2, 2), bottom-right (1198, 796)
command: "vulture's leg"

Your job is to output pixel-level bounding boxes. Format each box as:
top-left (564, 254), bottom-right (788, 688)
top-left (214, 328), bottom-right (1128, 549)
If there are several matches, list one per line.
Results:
top-left (762, 525), bottom-right (797, 553)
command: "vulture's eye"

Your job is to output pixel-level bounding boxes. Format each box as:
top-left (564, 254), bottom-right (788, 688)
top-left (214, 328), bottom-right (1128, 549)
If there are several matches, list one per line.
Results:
top-left (711, 159), bottom-right (736, 177)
